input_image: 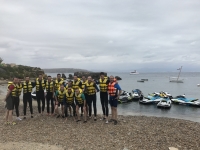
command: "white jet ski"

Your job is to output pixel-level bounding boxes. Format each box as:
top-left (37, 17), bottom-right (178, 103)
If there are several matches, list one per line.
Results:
top-left (157, 97), bottom-right (171, 108)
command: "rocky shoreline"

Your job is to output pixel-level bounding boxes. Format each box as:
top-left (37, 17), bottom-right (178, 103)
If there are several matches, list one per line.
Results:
top-left (0, 97), bottom-right (200, 150)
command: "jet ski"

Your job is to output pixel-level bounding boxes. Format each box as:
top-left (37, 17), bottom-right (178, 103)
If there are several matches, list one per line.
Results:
top-left (131, 89), bottom-right (143, 101)
top-left (31, 91), bottom-right (37, 100)
top-left (157, 97), bottom-right (171, 108)
top-left (171, 95), bottom-right (200, 107)
top-left (118, 90), bottom-right (132, 104)
top-left (31, 90), bottom-right (47, 100)
top-left (139, 92), bottom-right (166, 104)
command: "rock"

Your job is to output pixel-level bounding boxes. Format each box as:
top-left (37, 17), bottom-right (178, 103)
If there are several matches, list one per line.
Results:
top-left (62, 73), bottom-right (67, 79)
top-left (115, 76), bottom-right (122, 80)
top-left (169, 147), bottom-right (178, 150)
top-left (74, 72), bottom-right (107, 80)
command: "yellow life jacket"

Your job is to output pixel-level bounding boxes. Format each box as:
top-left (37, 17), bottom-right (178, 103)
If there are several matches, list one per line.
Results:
top-left (16, 83), bottom-right (23, 96)
top-left (72, 79), bottom-right (81, 90)
top-left (36, 79), bottom-right (46, 91)
top-left (23, 81), bottom-right (33, 94)
top-left (46, 81), bottom-right (54, 93)
top-left (9, 84), bottom-right (18, 97)
top-left (85, 82), bottom-right (95, 95)
top-left (57, 90), bottom-right (66, 102)
top-left (54, 78), bottom-right (64, 91)
top-left (65, 92), bottom-right (74, 104)
top-left (99, 78), bottom-right (108, 92)
top-left (81, 80), bottom-right (88, 89)
top-left (75, 93), bottom-right (84, 104)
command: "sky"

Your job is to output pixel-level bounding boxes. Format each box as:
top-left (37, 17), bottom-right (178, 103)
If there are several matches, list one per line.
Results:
top-left (0, 0), bottom-right (200, 72)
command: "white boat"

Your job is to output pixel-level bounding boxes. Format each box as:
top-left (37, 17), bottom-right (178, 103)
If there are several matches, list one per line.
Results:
top-left (169, 66), bottom-right (184, 83)
top-left (130, 70), bottom-right (139, 75)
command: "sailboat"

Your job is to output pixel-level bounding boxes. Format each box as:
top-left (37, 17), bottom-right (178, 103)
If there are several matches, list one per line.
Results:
top-left (169, 66), bottom-right (184, 83)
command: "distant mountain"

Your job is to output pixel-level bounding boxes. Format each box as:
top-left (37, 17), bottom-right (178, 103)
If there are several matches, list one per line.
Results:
top-left (43, 68), bottom-right (89, 73)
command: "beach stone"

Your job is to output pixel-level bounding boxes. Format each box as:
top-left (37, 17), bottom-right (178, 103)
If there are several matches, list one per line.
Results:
top-left (169, 147), bottom-right (178, 150)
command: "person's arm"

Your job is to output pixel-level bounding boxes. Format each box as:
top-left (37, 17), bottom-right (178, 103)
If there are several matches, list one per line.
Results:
top-left (81, 93), bottom-right (86, 106)
top-left (115, 84), bottom-right (122, 99)
top-left (95, 80), bottom-right (100, 85)
top-left (4, 85), bottom-right (14, 101)
top-left (94, 83), bottom-right (99, 92)
top-left (54, 91), bottom-right (58, 102)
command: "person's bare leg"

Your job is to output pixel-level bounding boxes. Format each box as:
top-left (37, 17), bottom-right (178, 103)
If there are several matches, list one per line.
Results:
top-left (8, 110), bottom-right (13, 123)
top-left (5, 110), bottom-right (9, 122)
top-left (76, 106), bottom-right (80, 121)
top-left (83, 107), bottom-right (87, 122)
top-left (113, 107), bottom-right (117, 120)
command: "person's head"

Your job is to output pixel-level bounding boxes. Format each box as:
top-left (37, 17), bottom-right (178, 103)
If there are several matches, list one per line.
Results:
top-left (60, 85), bottom-right (64, 91)
top-left (18, 79), bottom-right (21, 83)
top-left (109, 75), bottom-right (115, 82)
top-left (13, 77), bottom-right (18, 84)
top-left (38, 74), bottom-right (42, 80)
top-left (47, 76), bottom-right (52, 82)
top-left (82, 76), bottom-right (86, 81)
top-left (25, 76), bottom-right (30, 82)
top-left (75, 88), bottom-right (80, 94)
top-left (67, 87), bottom-right (72, 93)
top-left (57, 74), bottom-right (61, 80)
top-left (87, 76), bottom-right (92, 82)
top-left (100, 72), bottom-right (105, 80)
top-left (68, 80), bottom-right (72, 86)
top-left (74, 76), bottom-right (78, 81)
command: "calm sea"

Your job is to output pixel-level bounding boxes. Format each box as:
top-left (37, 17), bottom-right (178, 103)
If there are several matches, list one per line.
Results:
top-left (1, 72), bottom-right (200, 122)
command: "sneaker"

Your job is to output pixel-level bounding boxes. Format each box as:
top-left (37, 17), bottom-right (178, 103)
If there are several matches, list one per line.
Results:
top-left (23, 117), bottom-right (26, 119)
top-left (62, 115), bottom-right (65, 118)
top-left (100, 117), bottom-right (106, 121)
top-left (81, 114), bottom-right (83, 117)
top-left (105, 120), bottom-right (109, 124)
top-left (31, 116), bottom-right (34, 118)
top-left (16, 117), bottom-right (22, 121)
top-left (56, 115), bottom-right (60, 118)
top-left (9, 122), bottom-right (16, 125)
top-left (94, 117), bottom-right (97, 121)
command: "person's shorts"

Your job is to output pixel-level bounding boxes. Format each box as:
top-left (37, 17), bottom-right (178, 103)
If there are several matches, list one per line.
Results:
top-left (5, 95), bottom-right (14, 110)
top-left (76, 103), bottom-right (83, 108)
top-left (109, 96), bottom-right (118, 107)
top-left (55, 101), bottom-right (63, 107)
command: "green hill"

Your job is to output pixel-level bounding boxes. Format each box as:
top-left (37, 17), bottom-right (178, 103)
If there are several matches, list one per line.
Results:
top-left (0, 64), bottom-right (45, 80)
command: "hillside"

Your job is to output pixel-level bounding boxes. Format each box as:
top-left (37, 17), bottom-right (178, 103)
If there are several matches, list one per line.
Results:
top-left (43, 68), bottom-right (89, 73)
top-left (0, 64), bottom-right (45, 79)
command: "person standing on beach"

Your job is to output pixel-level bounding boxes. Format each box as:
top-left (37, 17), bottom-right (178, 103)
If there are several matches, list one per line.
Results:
top-left (46, 76), bottom-right (55, 116)
top-left (23, 76), bottom-right (35, 119)
top-left (55, 84), bottom-right (66, 118)
top-left (4, 77), bottom-right (18, 125)
top-left (96, 72), bottom-right (110, 123)
top-left (63, 87), bottom-right (76, 120)
top-left (81, 76), bottom-right (88, 116)
top-left (108, 75), bottom-right (122, 125)
top-left (84, 76), bottom-right (99, 121)
top-left (54, 74), bottom-right (65, 92)
top-left (35, 74), bottom-right (46, 115)
top-left (74, 88), bottom-right (87, 123)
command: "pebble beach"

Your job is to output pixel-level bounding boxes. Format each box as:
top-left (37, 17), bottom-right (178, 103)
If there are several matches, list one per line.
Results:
top-left (0, 93), bottom-right (200, 150)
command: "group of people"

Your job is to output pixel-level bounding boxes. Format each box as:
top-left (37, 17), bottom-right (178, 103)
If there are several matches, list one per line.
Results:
top-left (4, 72), bottom-right (122, 125)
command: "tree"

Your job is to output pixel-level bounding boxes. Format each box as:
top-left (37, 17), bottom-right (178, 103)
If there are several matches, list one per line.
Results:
top-left (0, 57), bottom-right (3, 64)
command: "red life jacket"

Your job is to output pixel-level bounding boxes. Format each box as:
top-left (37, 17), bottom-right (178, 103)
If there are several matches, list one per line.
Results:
top-left (108, 82), bottom-right (117, 96)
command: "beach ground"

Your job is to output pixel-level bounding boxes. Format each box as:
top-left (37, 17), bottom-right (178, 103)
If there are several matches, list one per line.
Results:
top-left (0, 94), bottom-right (200, 150)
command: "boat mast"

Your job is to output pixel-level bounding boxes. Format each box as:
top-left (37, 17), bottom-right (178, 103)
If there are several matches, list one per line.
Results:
top-left (177, 66), bottom-right (182, 81)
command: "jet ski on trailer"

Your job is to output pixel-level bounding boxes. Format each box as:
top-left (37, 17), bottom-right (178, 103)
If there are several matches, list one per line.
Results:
top-left (118, 90), bottom-right (132, 104)
top-left (171, 95), bottom-right (200, 107)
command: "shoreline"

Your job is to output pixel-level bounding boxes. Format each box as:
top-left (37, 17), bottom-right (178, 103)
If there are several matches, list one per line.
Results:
top-left (0, 98), bottom-right (200, 149)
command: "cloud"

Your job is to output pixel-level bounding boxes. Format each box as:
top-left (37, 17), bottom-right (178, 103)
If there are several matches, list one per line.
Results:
top-left (0, 0), bottom-right (200, 72)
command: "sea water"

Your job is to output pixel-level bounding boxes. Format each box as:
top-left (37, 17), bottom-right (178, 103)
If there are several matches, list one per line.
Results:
top-left (1, 72), bottom-right (200, 122)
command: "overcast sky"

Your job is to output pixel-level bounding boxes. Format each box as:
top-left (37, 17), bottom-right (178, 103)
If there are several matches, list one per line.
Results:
top-left (0, 0), bottom-right (200, 72)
